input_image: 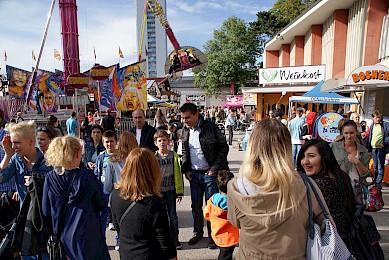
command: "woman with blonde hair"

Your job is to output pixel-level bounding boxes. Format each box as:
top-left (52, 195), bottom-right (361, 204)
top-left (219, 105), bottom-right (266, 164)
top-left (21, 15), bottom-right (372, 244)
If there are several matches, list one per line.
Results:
top-left (110, 148), bottom-right (177, 260)
top-left (42, 135), bottom-right (109, 260)
top-left (227, 118), bottom-right (329, 259)
top-left (0, 121), bottom-right (52, 259)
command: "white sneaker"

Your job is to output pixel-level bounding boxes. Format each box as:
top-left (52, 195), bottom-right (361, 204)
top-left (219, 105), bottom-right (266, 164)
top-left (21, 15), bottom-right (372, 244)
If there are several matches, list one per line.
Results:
top-left (108, 223), bottom-right (115, 231)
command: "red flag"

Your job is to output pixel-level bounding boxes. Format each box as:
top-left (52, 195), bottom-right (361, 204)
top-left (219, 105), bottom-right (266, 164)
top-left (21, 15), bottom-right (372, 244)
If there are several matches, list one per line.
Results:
top-left (4, 50), bottom-right (7, 62)
top-left (32, 50), bottom-right (36, 61)
top-left (119, 46), bottom-right (124, 58)
top-left (94, 47), bottom-right (97, 60)
top-left (54, 49), bottom-right (61, 60)
top-left (145, 46), bottom-right (148, 57)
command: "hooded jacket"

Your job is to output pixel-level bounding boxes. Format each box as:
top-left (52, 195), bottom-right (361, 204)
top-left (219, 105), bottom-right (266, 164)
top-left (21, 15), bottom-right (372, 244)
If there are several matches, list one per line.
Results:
top-left (204, 194), bottom-right (239, 247)
top-left (227, 176), bottom-right (329, 260)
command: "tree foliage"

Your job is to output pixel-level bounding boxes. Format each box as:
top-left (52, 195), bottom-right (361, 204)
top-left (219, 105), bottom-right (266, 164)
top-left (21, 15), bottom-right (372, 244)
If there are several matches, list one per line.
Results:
top-left (271, 0), bottom-right (316, 22)
top-left (250, 0), bottom-right (315, 41)
top-left (194, 17), bottom-right (260, 95)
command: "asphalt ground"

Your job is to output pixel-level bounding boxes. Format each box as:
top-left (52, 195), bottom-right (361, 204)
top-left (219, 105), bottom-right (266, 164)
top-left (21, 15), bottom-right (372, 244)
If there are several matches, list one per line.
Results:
top-left (107, 131), bottom-right (389, 259)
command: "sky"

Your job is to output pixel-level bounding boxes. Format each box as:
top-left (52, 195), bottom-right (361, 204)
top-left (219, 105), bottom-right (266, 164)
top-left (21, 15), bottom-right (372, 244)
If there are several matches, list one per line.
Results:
top-left (0, 0), bottom-right (276, 75)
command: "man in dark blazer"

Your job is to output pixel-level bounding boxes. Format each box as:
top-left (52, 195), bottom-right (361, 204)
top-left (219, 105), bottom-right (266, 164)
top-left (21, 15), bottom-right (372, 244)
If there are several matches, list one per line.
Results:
top-left (130, 109), bottom-right (157, 151)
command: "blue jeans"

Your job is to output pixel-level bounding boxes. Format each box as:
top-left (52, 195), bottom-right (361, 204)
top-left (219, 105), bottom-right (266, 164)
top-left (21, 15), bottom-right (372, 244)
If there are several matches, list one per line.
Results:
top-left (100, 193), bottom-right (110, 240)
top-left (292, 144), bottom-right (302, 166)
top-left (190, 171), bottom-right (219, 237)
top-left (372, 148), bottom-right (386, 184)
top-left (162, 190), bottom-right (179, 241)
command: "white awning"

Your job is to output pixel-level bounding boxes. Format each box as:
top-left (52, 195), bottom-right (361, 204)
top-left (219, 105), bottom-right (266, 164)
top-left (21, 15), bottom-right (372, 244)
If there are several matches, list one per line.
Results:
top-left (243, 86), bottom-right (314, 93)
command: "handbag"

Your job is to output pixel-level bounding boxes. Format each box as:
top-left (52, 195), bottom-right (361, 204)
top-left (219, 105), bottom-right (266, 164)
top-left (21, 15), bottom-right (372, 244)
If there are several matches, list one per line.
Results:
top-left (300, 173), bottom-right (353, 260)
top-left (47, 172), bottom-right (76, 260)
top-left (348, 206), bottom-right (384, 260)
top-left (364, 185), bottom-right (384, 212)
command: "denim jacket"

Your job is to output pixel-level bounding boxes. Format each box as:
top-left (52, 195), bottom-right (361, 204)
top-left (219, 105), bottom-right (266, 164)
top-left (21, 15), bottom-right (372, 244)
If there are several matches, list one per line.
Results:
top-left (83, 141), bottom-right (105, 169)
top-left (0, 148), bottom-right (51, 202)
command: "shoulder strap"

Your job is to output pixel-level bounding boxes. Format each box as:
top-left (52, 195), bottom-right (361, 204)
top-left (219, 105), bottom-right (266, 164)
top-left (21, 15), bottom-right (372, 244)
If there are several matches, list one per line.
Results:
top-left (57, 172), bottom-right (77, 237)
top-left (119, 201), bottom-right (136, 228)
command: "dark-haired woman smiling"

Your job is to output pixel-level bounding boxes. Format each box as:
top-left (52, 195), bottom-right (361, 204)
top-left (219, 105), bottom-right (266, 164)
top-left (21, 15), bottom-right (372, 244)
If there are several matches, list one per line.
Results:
top-left (297, 139), bottom-right (355, 249)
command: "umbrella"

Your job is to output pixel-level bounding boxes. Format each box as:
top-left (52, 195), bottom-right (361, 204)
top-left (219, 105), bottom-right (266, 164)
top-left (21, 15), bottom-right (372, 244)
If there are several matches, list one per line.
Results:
top-left (320, 78), bottom-right (347, 92)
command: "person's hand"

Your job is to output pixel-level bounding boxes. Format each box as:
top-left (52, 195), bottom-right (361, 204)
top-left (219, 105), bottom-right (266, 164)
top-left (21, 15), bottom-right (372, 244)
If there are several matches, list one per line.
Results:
top-left (2, 135), bottom-right (13, 155)
top-left (348, 154), bottom-right (360, 164)
top-left (12, 192), bottom-right (19, 201)
top-left (88, 162), bottom-right (96, 170)
top-left (206, 170), bottom-right (216, 177)
top-left (361, 132), bottom-right (366, 138)
top-left (176, 197), bottom-right (182, 203)
top-left (185, 172), bottom-right (191, 181)
top-left (379, 144), bottom-right (385, 149)
top-left (24, 176), bottom-right (33, 186)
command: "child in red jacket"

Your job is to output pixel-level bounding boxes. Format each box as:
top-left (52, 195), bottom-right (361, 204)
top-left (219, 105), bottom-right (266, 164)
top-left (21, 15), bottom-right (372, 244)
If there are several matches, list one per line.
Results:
top-left (204, 170), bottom-right (239, 260)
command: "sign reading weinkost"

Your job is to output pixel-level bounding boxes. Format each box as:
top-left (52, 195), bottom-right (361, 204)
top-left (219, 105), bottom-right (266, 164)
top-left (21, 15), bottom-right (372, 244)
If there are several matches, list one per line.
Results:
top-left (259, 65), bottom-right (325, 85)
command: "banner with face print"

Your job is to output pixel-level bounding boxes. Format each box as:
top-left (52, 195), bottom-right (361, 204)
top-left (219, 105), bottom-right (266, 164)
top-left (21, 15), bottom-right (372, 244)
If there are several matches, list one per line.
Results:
top-left (6, 65), bottom-right (31, 99)
top-left (114, 60), bottom-right (147, 111)
top-left (29, 70), bottom-right (65, 113)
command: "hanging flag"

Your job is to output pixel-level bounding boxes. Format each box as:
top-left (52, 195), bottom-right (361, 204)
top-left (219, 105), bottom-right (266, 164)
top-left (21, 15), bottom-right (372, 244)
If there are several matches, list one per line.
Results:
top-left (54, 49), bottom-right (61, 60)
top-left (119, 46), bottom-right (124, 58)
top-left (32, 50), bottom-right (36, 61)
top-left (94, 47), bottom-right (97, 60)
top-left (4, 50), bottom-right (7, 62)
top-left (145, 46), bottom-right (149, 57)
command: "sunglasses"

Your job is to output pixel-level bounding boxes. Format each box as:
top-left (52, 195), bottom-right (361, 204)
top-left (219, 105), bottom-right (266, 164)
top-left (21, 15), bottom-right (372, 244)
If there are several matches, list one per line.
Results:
top-left (37, 126), bottom-right (57, 137)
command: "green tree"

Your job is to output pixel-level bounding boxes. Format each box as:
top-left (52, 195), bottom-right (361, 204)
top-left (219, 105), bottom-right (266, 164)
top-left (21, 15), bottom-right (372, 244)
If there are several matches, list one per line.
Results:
top-left (194, 16), bottom-right (260, 95)
top-left (251, 0), bottom-right (315, 43)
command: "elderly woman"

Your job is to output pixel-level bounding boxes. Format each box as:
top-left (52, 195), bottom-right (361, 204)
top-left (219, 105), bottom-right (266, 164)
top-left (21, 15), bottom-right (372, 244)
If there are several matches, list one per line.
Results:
top-left (43, 136), bottom-right (109, 260)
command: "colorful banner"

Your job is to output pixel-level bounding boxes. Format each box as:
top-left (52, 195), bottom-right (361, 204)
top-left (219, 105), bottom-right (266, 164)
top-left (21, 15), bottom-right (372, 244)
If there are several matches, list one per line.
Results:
top-left (315, 112), bottom-right (343, 142)
top-left (6, 65), bottom-right (31, 99)
top-left (225, 95), bottom-right (243, 107)
top-left (114, 60), bottom-right (147, 111)
top-left (30, 70), bottom-right (65, 113)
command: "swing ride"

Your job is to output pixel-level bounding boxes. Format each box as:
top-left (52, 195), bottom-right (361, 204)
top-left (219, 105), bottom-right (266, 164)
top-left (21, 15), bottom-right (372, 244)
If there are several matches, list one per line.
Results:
top-left (139, 0), bottom-right (207, 79)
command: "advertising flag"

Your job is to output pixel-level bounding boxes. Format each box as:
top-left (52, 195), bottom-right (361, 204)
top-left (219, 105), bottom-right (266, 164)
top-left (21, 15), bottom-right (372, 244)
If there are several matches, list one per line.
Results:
top-left (115, 60), bottom-right (147, 111)
top-left (6, 65), bottom-right (32, 99)
top-left (94, 47), bottom-right (97, 60)
top-left (4, 50), bottom-right (7, 62)
top-left (32, 50), bottom-right (36, 61)
top-left (119, 46), bottom-right (124, 58)
top-left (54, 49), bottom-right (61, 60)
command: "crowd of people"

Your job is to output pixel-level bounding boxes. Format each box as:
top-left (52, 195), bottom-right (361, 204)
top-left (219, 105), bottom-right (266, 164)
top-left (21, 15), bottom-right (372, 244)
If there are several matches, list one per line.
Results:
top-left (0, 102), bottom-right (387, 260)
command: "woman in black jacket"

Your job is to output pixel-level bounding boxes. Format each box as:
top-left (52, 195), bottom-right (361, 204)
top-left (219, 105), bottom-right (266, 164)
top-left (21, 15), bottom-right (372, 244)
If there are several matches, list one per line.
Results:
top-left (297, 139), bottom-right (356, 250)
top-left (110, 148), bottom-right (177, 260)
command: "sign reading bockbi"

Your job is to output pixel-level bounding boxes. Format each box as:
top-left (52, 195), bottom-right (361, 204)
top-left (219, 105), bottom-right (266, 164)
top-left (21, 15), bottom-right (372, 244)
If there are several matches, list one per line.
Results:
top-left (186, 95), bottom-right (206, 106)
top-left (259, 65), bottom-right (325, 84)
top-left (347, 65), bottom-right (389, 85)
top-left (316, 112), bottom-right (343, 143)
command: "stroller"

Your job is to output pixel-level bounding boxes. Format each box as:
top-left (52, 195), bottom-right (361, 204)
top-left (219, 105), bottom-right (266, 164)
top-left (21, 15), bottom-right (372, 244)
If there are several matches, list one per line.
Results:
top-left (0, 191), bottom-right (20, 259)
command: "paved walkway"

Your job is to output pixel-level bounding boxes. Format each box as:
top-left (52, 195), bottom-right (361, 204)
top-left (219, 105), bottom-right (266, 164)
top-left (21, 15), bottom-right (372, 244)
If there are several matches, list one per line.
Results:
top-left (107, 131), bottom-right (389, 259)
